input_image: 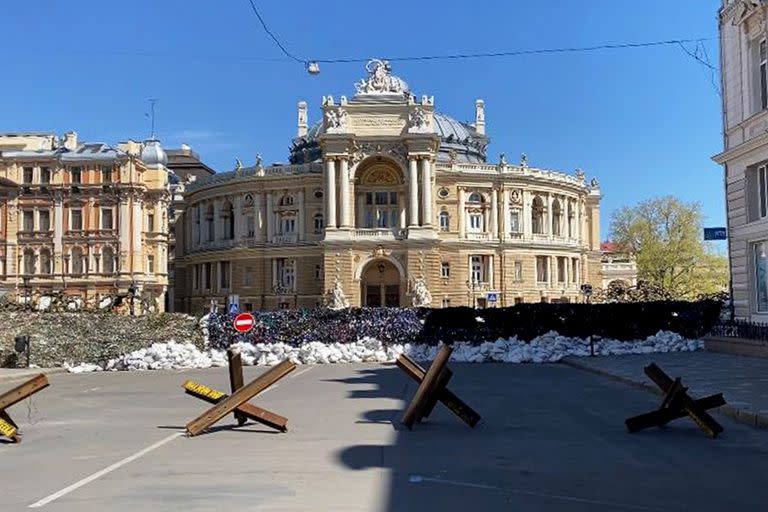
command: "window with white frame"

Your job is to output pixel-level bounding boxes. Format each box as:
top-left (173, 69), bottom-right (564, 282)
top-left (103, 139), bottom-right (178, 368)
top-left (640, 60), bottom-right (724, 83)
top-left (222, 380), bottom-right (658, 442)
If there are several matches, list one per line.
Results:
top-left (23, 249), bottom-right (35, 275)
top-left (147, 213), bottom-right (155, 233)
top-left (441, 262), bottom-right (450, 278)
top-left (147, 255), bottom-right (155, 275)
top-left (364, 192), bottom-right (398, 229)
top-left (536, 256), bottom-right (548, 283)
top-left (281, 215), bottom-right (296, 234)
top-left (469, 255), bottom-right (489, 284)
top-left (439, 211), bottom-right (450, 231)
top-left (509, 210), bottom-right (520, 233)
top-left (755, 241), bottom-right (768, 312)
top-left (468, 213), bottom-right (483, 232)
top-left (275, 258), bottom-right (295, 291)
top-left (22, 167), bottom-right (33, 184)
top-left (760, 38), bottom-right (768, 111)
top-left (70, 209), bottom-right (83, 231)
top-left (313, 213), bottom-right (324, 234)
top-left (757, 164), bottom-right (768, 220)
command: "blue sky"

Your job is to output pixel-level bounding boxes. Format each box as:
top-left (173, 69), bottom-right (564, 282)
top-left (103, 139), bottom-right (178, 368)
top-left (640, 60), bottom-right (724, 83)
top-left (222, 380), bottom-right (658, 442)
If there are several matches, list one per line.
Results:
top-left (1, 0), bottom-right (724, 245)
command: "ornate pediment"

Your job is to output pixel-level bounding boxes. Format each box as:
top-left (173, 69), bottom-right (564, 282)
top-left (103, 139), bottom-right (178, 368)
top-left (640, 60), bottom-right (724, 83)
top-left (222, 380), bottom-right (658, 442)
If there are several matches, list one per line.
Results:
top-left (354, 59), bottom-right (409, 96)
top-left (360, 165), bottom-right (400, 185)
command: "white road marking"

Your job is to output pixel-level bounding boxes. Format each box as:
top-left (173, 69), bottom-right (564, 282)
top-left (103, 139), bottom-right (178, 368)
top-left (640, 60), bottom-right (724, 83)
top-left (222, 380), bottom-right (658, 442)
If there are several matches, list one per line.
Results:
top-left (408, 475), bottom-right (666, 512)
top-left (28, 433), bottom-right (183, 508)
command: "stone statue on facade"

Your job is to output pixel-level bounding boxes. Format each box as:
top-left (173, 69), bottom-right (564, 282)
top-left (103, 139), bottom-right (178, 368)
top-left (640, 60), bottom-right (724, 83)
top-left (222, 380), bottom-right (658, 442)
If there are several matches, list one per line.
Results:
top-left (520, 153), bottom-right (528, 168)
top-left (575, 169), bottom-right (585, 182)
top-left (354, 59), bottom-right (406, 95)
top-left (408, 107), bottom-right (430, 133)
top-left (499, 153), bottom-right (507, 165)
top-left (326, 278), bottom-right (349, 310)
top-left (411, 278), bottom-right (433, 307)
top-left (325, 108), bottom-right (348, 133)
top-left (590, 177), bottom-right (600, 188)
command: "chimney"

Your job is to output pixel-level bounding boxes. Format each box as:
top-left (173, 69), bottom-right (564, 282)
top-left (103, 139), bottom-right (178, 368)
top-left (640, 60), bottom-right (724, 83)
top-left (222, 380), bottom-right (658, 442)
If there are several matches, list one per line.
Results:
top-left (64, 131), bottom-right (78, 150)
top-left (297, 101), bottom-right (308, 137)
top-left (475, 100), bottom-right (485, 135)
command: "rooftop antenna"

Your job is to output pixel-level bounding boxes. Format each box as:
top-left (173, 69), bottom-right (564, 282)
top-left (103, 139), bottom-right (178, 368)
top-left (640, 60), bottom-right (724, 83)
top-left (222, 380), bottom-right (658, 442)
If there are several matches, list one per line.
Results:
top-left (146, 98), bottom-right (158, 139)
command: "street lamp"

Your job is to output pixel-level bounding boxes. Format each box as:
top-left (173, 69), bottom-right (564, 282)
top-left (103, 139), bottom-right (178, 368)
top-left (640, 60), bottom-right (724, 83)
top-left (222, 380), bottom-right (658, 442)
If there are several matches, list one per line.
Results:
top-left (128, 280), bottom-right (138, 316)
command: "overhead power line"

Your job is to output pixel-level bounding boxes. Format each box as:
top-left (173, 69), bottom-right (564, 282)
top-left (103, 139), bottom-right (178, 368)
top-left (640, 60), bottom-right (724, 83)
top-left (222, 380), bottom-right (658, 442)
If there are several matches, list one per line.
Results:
top-left (245, 0), bottom-right (304, 63)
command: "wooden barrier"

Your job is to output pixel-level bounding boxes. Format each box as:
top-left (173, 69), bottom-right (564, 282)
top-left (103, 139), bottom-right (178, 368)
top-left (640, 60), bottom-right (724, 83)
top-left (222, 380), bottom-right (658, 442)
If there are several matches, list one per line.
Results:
top-left (183, 358), bottom-right (295, 437)
top-left (625, 363), bottom-right (726, 438)
top-left (0, 374), bottom-right (49, 443)
top-left (398, 346), bottom-right (481, 430)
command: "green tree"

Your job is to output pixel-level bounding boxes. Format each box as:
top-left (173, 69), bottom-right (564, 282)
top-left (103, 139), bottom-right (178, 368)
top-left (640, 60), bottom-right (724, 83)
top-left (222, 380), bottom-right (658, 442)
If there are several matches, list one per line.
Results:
top-left (609, 196), bottom-right (729, 300)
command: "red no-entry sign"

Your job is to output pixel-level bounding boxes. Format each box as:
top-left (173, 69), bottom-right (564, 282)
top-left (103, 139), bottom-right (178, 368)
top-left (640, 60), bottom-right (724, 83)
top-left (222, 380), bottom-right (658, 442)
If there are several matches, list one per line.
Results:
top-left (233, 313), bottom-right (256, 333)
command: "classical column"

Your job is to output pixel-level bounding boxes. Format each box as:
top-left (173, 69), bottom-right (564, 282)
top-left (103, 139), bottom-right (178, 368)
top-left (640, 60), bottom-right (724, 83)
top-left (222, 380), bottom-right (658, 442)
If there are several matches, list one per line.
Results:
top-left (325, 158), bottom-right (337, 229)
top-left (501, 188), bottom-right (509, 241)
top-left (458, 187), bottom-right (466, 238)
top-left (255, 193), bottom-right (265, 242)
top-left (575, 258), bottom-right (581, 284)
top-left (487, 256), bottom-right (494, 287)
top-left (399, 195), bottom-right (407, 229)
top-left (266, 192), bottom-right (274, 242)
top-left (118, 195), bottom-right (129, 273)
top-left (339, 158), bottom-right (350, 228)
top-left (298, 189), bottom-right (305, 240)
top-left (548, 256), bottom-right (554, 288)
top-left (564, 256), bottom-right (569, 286)
top-left (421, 157), bottom-right (433, 226)
top-left (546, 193), bottom-right (553, 235)
top-left (522, 189), bottom-right (531, 239)
top-left (132, 195), bottom-right (143, 274)
top-left (356, 193), bottom-right (365, 228)
top-left (490, 188), bottom-right (499, 239)
top-left (54, 193), bottom-right (64, 256)
top-left (233, 195), bottom-right (242, 240)
top-left (213, 199), bottom-right (221, 241)
top-left (408, 156), bottom-right (419, 227)
top-left (575, 198), bottom-right (582, 242)
top-left (271, 259), bottom-right (278, 290)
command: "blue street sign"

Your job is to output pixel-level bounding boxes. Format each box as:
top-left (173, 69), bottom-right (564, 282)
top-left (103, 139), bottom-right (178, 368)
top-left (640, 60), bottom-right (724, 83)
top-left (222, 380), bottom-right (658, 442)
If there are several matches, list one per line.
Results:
top-left (704, 227), bottom-right (727, 241)
top-left (487, 293), bottom-right (498, 303)
top-left (228, 302), bottom-right (239, 316)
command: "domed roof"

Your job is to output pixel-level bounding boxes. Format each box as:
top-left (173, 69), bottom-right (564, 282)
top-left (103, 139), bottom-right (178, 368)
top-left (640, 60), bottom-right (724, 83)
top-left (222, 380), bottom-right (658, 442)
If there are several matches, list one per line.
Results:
top-left (141, 139), bottom-right (168, 168)
top-left (288, 112), bottom-right (487, 165)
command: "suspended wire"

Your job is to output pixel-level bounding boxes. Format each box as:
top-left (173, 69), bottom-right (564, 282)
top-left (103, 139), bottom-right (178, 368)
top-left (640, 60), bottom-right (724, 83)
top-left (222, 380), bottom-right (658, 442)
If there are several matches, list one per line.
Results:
top-left (245, 0), bottom-right (305, 64)
top-left (312, 38), bottom-right (714, 64)
top-left (676, 40), bottom-right (722, 98)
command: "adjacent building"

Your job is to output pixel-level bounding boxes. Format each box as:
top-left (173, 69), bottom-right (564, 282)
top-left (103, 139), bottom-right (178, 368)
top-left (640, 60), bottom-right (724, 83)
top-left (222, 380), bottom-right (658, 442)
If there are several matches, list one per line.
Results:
top-left (600, 241), bottom-right (638, 290)
top-left (714, 0), bottom-right (768, 320)
top-left (0, 132), bottom-right (170, 311)
top-left (174, 60), bottom-right (603, 313)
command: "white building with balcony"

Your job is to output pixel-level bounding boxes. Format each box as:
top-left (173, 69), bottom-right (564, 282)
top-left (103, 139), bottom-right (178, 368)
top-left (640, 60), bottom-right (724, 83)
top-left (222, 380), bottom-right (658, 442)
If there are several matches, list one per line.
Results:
top-left (174, 61), bottom-right (603, 312)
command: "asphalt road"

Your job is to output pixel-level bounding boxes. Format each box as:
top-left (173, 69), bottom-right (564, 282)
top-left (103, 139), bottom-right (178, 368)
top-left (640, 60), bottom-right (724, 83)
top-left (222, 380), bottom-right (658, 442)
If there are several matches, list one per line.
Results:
top-left (1, 362), bottom-right (767, 511)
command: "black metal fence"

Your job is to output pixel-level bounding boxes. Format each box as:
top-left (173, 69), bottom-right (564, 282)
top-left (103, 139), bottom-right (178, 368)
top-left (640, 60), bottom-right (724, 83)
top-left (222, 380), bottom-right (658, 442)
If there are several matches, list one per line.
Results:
top-left (709, 319), bottom-right (768, 343)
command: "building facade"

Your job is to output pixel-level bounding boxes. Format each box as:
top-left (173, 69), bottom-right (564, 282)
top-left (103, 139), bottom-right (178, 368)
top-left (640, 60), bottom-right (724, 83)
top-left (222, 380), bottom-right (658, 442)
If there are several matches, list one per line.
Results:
top-left (714, 0), bottom-right (768, 320)
top-left (600, 241), bottom-right (638, 290)
top-left (0, 132), bottom-right (170, 311)
top-left (175, 61), bottom-right (603, 313)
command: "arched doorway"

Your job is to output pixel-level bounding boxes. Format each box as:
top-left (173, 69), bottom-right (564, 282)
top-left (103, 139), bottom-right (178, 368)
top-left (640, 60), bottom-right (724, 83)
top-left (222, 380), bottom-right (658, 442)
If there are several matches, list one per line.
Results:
top-left (360, 259), bottom-right (401, 307)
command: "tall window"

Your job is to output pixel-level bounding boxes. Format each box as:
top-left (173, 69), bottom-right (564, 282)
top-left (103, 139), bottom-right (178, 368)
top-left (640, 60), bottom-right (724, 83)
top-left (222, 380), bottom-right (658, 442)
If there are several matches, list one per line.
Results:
top-left (70, 167), bottom-right (81, 184)
top-left (441, 262), bottom-right (450, 278)
top-left (514, 261), bottom-right (523, 281)
top-left (71, 248), bottom-right (84, 275)
top-left (509, 210), bottom-right (520, 233)
top-left (147, 255), bottom-right (154, 275)
top-left (246, 216), bottom-right (255, 237)
top-left (70, 209), bottom-right (83, 231)
top-left (468, 213), bottom-right (483, 232)
top-left (536, 256), bottom-right (548, 283)
top-left (364, 192), bottom-right (398, 228)
top-left (552, 199), bottom-right (562, 236)
top-left (40, 250), bottom-right (51, 275)
top-left (223, 202), bottom-right (235, 239)
top-left (439, 211), bottom-right (450, 231)
top-left (22, 167), bottom-right (33, 184)
top-left (313, 213), bottom-right (324, 234)
top-left (39, 210), bottom-right (50, 231)
top-left (147, 213), bottom-right (155, 233)
top-left (102, 247), bottom-right (114, 274)
top-left (275, 258), bottom-right (295, 290)
top-left (281, 215), bottom-right (296, 234)
top-left (557, 257), bottom-right (566, 282)
top-left (40, 167), bottom-right (50, 184)
top-left (23, 211), bottom-right (34, 231)
top-left (203, 262), bottom-right (212, 289)
top-left (571, 258), bottom-right (578, 283)
top-left (470, 255), bottom-right (484, 283)
top-left (759, 165), bottom-right (768, 220)
top-left (761, 39), bottom-right (768, 110)
top-left (23, 249), bottom-right (35, 275)
top-left (220, 261), bottom-right (230, 289)
top-left (101, 208), bottom-right (113, 230)
top-left (206, 205), bottom-right (214, 241)
top-left (755, 241), bottom-right (768, 312)
top-left (101, 166), bottom-right (112, 183)
top-left (567, 202), bottom-right (575, 237)
top-left (532, 196), bottom-right (544, 234)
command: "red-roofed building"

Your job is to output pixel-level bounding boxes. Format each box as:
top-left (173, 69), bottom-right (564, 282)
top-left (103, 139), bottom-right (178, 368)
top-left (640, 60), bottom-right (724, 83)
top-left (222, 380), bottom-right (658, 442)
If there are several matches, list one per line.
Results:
top-left (601, 240), bottom-right (637, 289)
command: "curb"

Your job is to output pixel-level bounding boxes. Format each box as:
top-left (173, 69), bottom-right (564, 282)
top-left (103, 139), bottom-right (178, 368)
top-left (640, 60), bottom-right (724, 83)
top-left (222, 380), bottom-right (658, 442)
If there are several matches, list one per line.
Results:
top-left (560, 357), bottom-right (768, 431)
top-left (0, 368), bottom-right (67, 384)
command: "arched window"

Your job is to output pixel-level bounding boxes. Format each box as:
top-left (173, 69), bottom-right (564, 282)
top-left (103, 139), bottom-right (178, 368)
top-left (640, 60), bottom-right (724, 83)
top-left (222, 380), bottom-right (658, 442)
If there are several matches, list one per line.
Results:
top-left (40, 249), bottom-right (51, 275)
top-left (567, 201), bottom-right (575, 237)
top-left (23, 249), bottom-right (35, 275)
top-left (102, 247), bottom-right (114, 274)
top-left (531, 196), bottom-right (544, 234)
top-left (467, 192), bottom-right (484, 204)
top-left (280, 195), bottom-right (295, 206)
top-left (71, 247), bottom-right (84, 275)
top-left (439, 211), bottom-right (450, 231)
top-left (205, 205), bottom-right (214, 242)
top-left (552, 199), bottom-right (562, 236)
top-left (221, 201), bottom-right (235, 240)
top-left (313, 213), bottom-right (324, 234)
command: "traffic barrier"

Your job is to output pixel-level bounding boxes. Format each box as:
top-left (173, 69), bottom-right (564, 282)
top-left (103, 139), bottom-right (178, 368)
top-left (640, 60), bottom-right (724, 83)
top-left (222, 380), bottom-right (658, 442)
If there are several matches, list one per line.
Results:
top-left (0, 374), bottom-right (49, 443)
top-left (625, 363), bottom-right (726, 438)
top-left (398, 346), bottom-right (481, 430)
top-left (183, 351), bottom-right (295, 436)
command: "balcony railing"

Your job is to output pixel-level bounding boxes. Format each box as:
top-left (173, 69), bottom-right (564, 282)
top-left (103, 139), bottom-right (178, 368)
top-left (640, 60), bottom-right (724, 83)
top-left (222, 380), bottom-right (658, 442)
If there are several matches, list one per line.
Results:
top-left (272, 234), bottom-right (298, 244)
top-left (465, 232), bottom-right (491, 241)
top-left (353, 228), bottom-right (406, 240)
